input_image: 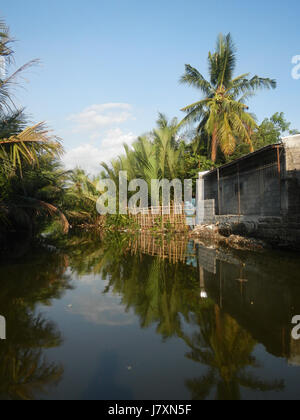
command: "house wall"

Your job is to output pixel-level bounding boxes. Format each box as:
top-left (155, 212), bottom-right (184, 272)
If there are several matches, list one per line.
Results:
top-left (203, 146), bottom-right (283, 217)
top-left (282, 135), bottom-right (300, 219)
top-left (197, 136), bottom-right (300, 248)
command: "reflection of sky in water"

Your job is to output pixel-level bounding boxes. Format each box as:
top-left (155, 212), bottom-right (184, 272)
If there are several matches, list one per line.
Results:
top-left (69, 275), bottom-right (136, 326)
top-left (3, 237), bottom-right (300, 400)
top-left (36, 269), bottom-right (201, 400)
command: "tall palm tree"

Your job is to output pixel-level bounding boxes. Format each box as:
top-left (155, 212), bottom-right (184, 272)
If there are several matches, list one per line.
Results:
top-left (180, 33), bottom-right (276, 162)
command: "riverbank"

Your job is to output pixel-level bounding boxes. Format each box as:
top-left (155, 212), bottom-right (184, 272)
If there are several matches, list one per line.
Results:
top-left (190, 224), bottom-right (268, 252)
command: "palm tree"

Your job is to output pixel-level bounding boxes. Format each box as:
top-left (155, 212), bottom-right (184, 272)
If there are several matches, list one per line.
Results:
top-left (152, 113), bottom-right (184, 179)
top-left (0, 153), bottom-right (70, 235)
top-left (180, 33), bottom-right (276, 162)
top-left (101, 113), bottom-right (185, 206)
top-left (0, 18), bottom-right (69, 236)
top-left (0, 120), bottom-right (63, 174)
top-left (63, 168), bottom-right (103, 226)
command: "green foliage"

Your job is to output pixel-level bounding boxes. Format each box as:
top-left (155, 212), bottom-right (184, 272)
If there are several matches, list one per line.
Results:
top-left (105, 214), bottom-right (139, 230)
top-left (102, 114), bottom-right (186, 192)
top-left (0, 16), bottom-right (295, 240)
top-left (0, 248), bottom-right (71, 399)
top-left (61, 168), bottom-right (101, 227)
top-left (224, 112), bottom-right (299, 162)
top-left (184, 153), bottom-right (216, 180)
top-left (0, 18), bottom-right (67, 241)
top-left (0, 154), bottom-right (70, 236)
top-left (253, 112), bottom-right (299, 149)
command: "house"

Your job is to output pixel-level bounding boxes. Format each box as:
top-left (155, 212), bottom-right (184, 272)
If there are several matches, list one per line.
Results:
top-left (196, 135), bottom-right (300, 247)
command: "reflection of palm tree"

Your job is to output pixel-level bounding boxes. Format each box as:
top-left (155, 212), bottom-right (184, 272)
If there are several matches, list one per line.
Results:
top-left (0, 312), bottom-right (64, 400)
top-left (101, 238), bottom-right (200, 340)
top-left (0, 249), bottom-right (71, 400)
top-left (184, 305), bottom-right (284, 400)
top-left (0, 317), bottom-right (63, 400)
top-left (65, 232), bottom-right (285, 400)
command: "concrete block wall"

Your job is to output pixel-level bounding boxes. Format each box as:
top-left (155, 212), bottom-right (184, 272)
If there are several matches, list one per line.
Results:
top-left (282, 135), bottom-right (300, 219)
top-left (203, 147), bottom-right (282, 217)
top-left (196, 136), bottom-right (300, 248)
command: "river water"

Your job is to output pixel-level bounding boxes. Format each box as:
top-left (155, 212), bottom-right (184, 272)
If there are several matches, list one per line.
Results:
top-left (1, 232), bottom-right (300, 400)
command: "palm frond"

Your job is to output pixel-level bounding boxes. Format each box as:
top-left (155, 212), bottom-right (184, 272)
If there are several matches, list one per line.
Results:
top-left (0, 122), bottom-right (63, 172)
top-left (180, 64), bottom-right (213, 96)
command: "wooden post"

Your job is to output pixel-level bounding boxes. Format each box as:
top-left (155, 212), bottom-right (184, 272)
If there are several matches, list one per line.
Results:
top-left (277, 145), bottom-right (282, 215)
top-left (217, 168), bottom-right (221, 215)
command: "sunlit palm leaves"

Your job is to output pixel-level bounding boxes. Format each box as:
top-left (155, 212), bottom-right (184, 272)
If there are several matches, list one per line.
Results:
top-left (0, 122), bottom-right (63, 173)
top-left (63, 169), bottom-right (101, 225)
top-left (101, 114), bottom-right (185, 203)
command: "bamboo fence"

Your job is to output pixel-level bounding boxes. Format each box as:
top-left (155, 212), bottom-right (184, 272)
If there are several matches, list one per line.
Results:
top-left (128, 204), bottom-right (188, 232)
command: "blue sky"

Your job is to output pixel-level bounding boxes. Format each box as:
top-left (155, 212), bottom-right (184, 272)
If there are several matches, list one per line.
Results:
top-left (1, 0), bottom-right (300, 173)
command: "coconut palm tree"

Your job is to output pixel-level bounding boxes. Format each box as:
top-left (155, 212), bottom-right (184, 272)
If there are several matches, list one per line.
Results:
top-left (180, 33), bottom-right (276, 162)
top-left (0, 120), bottom-right (63, 174)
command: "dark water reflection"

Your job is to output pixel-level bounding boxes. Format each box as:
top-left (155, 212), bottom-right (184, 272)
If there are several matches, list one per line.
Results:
top-left (0, 232), bottom-right (300, 400)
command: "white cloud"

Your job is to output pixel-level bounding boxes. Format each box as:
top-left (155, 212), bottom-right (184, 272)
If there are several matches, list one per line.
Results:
top-left (63, 103), bottom-right (137, 174)
top-left (67, 103), bottom-right (134, 137)
top-left (62, 128), bottom-right (136, 175)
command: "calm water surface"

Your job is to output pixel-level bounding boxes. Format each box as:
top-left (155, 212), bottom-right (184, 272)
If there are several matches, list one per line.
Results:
top-left (1, 232), bottom-right (300, 400)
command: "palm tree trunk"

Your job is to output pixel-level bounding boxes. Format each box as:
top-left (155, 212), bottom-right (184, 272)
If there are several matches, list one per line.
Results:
top-left (211, 127), bottom-right (218, 162)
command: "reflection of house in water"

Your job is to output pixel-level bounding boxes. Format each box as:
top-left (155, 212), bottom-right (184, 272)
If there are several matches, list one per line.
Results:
top-left (196, 242), bottom-right (300, 364)
top-left (289, 340), bottom-right (300, 366)
top-left (128, 233), bottom-right (300, 365)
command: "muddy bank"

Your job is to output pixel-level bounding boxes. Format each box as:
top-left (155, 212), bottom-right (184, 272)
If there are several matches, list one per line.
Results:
top-left (190, 224), bottom-right (268, 252)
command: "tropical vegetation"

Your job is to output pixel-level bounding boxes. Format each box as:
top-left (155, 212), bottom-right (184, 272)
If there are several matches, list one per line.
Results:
top-left (0, 17), bottom-right (297, 245)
